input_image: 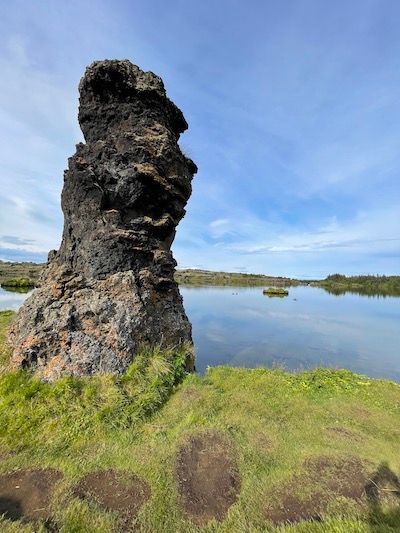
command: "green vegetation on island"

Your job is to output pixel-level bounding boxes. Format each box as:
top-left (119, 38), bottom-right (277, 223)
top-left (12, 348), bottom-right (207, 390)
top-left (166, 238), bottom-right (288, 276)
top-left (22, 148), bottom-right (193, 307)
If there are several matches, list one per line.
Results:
top-left (263, 287), bottom-right (289, 296)
top-left (0, 310), bottom-right (400, 532)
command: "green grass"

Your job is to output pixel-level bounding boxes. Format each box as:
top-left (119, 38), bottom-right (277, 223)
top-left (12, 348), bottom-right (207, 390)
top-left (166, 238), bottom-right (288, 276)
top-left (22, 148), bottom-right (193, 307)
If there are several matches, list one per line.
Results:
top-left (0, 310), bottom-right (400, 531)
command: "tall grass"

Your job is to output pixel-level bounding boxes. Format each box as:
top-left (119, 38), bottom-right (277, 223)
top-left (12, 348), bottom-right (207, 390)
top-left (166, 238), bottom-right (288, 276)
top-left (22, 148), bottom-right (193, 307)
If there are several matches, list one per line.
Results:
top-left (0, 337), bottom-right (191, 452)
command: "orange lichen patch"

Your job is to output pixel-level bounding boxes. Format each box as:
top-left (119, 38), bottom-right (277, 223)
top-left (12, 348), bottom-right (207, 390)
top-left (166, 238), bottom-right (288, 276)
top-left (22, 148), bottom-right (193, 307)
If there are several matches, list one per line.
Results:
top-left (10, 335), bottom-right (40, 368)
top-left (58, 331), bottom-right (71, 351)
top-left (41, 356), bottom-right (68, 381)
top-left (19, 335), bottom-right (40, 351)
top-left (49, 283), bottom-right (63, 299)
top-left (10, 353), bottom-right (25, 368)
top-left (80, 318), bottom-right (100, 338)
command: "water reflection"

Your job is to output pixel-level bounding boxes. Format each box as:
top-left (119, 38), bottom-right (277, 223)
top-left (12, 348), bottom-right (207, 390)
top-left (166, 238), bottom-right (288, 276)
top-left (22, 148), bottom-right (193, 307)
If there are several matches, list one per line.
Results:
top-left (1, 285), bottom-right (399, 383)
top-left (181, 285), bottom-right (400, 382)
top-left (0, 287), bottom-right (33, 310)
top-left (322, 288), bottom-right (399, 298)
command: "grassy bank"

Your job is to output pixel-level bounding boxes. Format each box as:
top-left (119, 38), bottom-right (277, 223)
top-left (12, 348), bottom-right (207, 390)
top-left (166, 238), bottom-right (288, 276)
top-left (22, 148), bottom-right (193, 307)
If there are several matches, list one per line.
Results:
top-left (0, 310), bottom-right (399, 531)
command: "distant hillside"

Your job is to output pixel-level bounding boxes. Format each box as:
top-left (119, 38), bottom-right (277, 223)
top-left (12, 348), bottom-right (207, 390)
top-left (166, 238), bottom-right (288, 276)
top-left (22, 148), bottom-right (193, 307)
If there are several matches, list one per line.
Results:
top-left (0, 262), bottom-right (304, 288)
top-left (0, 260), bottom-right (44, 285)
top-left (1, 261), bottom-right (398, 295)
top-left (175, 269), bottom-right (304, 286)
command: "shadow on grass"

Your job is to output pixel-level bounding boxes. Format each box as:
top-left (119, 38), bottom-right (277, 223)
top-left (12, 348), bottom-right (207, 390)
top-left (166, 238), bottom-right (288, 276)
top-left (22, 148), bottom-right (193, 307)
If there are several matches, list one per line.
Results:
top-left (366, 462), bottom-right (400, 531)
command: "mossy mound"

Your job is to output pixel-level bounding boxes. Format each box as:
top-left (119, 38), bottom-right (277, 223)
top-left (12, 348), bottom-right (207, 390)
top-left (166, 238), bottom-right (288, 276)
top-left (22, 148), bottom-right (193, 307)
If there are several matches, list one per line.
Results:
top-left (263, 287), bottom-right (289, 296)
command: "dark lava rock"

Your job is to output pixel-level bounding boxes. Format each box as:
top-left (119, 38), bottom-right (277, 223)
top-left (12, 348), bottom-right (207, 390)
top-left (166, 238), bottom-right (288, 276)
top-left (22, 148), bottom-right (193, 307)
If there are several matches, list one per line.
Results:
top-left (8, 60), bottom-right (197, 380)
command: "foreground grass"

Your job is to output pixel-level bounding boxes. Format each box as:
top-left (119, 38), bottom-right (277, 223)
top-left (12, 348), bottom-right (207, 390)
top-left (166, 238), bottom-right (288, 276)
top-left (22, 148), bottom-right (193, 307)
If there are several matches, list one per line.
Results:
top-left (0, 311), bottom-right (399, 532)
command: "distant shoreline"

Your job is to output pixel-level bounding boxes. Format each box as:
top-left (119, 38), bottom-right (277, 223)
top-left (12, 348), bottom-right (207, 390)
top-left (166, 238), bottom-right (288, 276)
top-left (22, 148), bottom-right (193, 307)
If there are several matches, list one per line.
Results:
top-left (1, 260), bottom-right (399, 296)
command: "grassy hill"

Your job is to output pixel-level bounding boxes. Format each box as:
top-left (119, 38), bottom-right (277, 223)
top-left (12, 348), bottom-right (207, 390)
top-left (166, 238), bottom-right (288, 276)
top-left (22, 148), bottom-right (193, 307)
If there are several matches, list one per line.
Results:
top-left (0, 310), bottom-right (399, 532)
top-left (0, 261), bottom-right (302, 288)
top-left (175, 269), bottom-right (302, 286)
top-left (0, 261), bottom-right (43, 286)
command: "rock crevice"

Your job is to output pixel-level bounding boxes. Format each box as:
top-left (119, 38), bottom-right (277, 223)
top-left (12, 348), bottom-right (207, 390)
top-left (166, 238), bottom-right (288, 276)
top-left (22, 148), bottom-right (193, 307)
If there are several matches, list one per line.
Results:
top-left (9, 59), bottom-right (197, 380)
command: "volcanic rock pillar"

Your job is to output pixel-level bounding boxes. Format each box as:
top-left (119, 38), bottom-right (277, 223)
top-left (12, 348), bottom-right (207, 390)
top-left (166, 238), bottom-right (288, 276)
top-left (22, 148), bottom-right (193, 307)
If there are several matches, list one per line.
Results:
top-left (9, 60), bottom-right (197, 380)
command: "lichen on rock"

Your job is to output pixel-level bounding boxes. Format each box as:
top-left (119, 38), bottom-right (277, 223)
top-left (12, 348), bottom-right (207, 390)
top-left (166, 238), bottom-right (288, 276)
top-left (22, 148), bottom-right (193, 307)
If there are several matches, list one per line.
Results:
top-left (8, 59), bottom-right (197, 380)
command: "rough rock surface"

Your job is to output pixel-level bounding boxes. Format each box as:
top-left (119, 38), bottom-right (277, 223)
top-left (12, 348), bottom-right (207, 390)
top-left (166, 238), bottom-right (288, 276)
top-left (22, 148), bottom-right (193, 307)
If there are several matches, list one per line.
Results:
top-left (8, 60), bottom-right (197, 380)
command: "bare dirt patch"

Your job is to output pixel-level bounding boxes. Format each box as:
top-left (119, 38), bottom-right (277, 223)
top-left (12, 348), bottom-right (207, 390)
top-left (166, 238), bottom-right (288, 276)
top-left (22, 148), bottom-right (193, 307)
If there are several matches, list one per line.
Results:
top-left (73, 469), bottom-right (150, 523)
top-left (176, 430), bottom-right (240, 526)
top-left (265, 455), bottom-right (370, 525)
top-left (0, 468), bottom-right (62, 524)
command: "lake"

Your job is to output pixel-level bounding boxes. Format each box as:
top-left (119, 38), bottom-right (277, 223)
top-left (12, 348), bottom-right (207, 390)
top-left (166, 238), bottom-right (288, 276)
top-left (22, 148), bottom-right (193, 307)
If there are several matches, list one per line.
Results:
top-left (1, 285), bottom-right (399, 382)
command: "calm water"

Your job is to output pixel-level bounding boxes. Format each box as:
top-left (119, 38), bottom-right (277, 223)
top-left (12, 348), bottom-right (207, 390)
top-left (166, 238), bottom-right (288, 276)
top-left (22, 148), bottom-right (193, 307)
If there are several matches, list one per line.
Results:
top-left (180, 285), bottom-right (400, 382)
top-left (1, 285), bottom-right (399, 382)
top-left (0, 287), bottom-right (33, 310)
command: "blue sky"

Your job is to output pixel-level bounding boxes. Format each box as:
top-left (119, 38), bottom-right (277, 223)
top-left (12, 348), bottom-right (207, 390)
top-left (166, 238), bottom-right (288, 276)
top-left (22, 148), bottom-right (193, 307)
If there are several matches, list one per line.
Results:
top-left (0, 0), bottom-right (399, 278)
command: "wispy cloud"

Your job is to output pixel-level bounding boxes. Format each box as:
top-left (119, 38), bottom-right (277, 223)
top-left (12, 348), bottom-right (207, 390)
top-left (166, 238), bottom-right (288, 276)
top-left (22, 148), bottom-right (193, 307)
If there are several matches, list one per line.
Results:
top-left (0, 0), bottom-right (399, 277)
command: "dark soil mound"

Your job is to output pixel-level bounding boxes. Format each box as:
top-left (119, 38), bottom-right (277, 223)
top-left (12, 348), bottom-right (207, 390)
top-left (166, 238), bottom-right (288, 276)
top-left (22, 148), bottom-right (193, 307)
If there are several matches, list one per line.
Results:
top-left (0, 468), bottom-right (62, 523)
top-left (73, 469), bottom-right (150, 522)
top-left (265, 455), bottom-right (369, 525)
top-left (176, 431), bottom-right (240, 525)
